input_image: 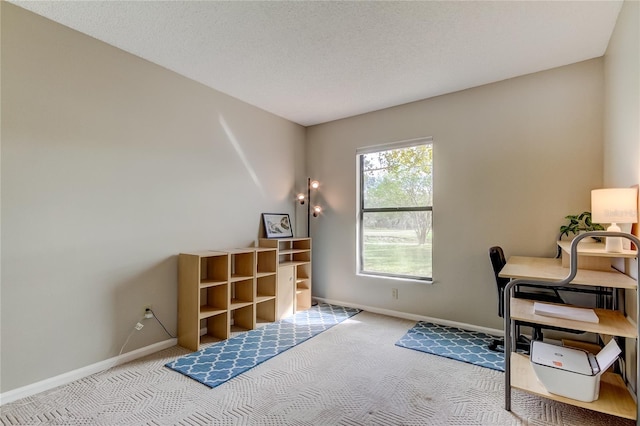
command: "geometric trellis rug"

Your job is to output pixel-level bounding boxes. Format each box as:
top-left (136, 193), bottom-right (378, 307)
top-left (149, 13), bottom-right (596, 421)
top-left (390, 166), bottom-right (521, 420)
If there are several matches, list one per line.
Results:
top-left (395, 321), bottom-right (505, 371)
top-left (166, 303), bottom-right (361, 387)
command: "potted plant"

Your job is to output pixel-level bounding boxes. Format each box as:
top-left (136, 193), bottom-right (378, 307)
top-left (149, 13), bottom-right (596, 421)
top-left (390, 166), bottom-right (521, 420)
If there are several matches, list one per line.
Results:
top-left (559, 211), bottom-right (604, 242)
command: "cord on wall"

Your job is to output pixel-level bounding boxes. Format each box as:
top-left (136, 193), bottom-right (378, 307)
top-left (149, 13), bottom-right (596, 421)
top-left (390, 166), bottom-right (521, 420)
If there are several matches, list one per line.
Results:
top-left (118, 309), bottom-right (176, 357)
top-left (118, 315), bottom-right (146, 357)
top-left (149, 309), bottom-right (175, 339)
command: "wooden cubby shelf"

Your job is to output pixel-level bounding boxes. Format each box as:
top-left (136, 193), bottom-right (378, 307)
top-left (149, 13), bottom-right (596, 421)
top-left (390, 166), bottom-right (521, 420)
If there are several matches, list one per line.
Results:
top-left (178, 239), bottom-right (311, 351)
top-left (259, 238), bottom-right (312, 318)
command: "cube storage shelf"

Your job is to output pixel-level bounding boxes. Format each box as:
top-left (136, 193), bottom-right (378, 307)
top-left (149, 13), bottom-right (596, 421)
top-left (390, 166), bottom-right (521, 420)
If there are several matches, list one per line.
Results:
top-left (177, 238), bottom-right (312, 351)
top-left (259, 238), bottom-right (312, 317)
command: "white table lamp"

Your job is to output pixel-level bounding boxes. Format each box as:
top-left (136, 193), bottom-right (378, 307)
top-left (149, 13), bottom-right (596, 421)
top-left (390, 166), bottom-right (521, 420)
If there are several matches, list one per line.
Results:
top-left (591, 188), bottom-right (638, 252)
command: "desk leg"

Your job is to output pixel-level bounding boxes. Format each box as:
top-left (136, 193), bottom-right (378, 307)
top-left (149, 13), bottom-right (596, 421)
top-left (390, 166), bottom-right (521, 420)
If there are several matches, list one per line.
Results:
top-left (504, 285), bottom-right (515, 411)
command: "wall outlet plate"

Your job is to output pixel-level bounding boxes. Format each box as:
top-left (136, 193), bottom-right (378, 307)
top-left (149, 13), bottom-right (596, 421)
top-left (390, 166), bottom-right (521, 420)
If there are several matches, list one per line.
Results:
top-left (144, 305), bottom-right (153, 319)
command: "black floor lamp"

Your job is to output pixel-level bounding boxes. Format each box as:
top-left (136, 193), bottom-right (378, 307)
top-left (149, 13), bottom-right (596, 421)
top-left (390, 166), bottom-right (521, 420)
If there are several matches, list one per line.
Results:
top-left (297, 178), bottom-right (321, 237)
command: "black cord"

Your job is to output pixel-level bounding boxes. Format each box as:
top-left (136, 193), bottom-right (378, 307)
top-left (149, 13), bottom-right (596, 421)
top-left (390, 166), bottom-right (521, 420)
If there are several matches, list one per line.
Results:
top-left (149, 309), bottom-right (176, 338)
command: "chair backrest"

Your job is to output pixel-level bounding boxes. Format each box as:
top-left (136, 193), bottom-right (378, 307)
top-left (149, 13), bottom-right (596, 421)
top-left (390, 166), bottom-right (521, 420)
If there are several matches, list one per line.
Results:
top-left (489, 246), bottom-right (510, 317)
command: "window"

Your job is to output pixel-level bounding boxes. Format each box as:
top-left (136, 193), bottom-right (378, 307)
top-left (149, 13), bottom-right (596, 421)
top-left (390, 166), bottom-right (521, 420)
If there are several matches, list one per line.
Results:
top-left (357, 139), bottom-right (433, 281)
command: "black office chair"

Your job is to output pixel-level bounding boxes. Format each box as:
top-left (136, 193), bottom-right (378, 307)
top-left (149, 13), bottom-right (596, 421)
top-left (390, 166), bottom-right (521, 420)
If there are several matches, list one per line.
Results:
top-left (488, 246), bottom-right (580, 353)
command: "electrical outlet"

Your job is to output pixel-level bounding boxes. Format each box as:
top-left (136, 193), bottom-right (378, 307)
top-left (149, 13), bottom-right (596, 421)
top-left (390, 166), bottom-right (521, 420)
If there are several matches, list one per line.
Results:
top-left (392, 288), bottom-right (398, 299)
top-left (143, 305), bottom-right (153, 319)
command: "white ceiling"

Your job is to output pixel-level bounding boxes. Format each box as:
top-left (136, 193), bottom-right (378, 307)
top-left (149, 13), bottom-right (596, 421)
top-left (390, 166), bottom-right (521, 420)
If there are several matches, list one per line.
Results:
top-left (10, 1), bottom-right (623, 126)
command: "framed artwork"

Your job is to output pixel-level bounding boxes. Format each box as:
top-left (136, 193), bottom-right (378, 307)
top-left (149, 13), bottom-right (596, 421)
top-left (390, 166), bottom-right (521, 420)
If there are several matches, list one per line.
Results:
top-left (262, 213), bottom-right (293, 238)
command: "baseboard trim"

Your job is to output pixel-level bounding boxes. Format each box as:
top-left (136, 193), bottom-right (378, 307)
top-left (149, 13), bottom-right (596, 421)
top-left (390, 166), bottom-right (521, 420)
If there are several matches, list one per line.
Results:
top-left (314, 297), bottom-right (503, 337)
top-left (0, 338), bottom-right (177, 406)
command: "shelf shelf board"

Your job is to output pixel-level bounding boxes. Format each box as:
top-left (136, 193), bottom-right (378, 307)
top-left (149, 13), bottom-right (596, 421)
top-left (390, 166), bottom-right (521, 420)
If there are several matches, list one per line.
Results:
top-left (199, 306), bottom-right (227, 319)
top-left (180, 250), bottom-right (228, 257)
top-left (254, 247), bottom-right (277, 253)
top-left (256, 271), bottom-right (276, 278)
top-left (279, 248), bottom-right (310, 255)
top-left (557, 241), bottom-right (637, 259)
top-left (256, 295), bottom-right (276, 303)
top-left (280, 260), bottom-right (310, 268)
top-left (229, 300), bottom-right (253, 310)
top-left (499, 256), bottom-right (637, 289)
top-left (511, 298), bottom-right (637, 338)
top-left (229, 274), bottom-right (254, 282)
top-left (255, 317), bottom-right (273, 327)
top-left (510, 353), bottom-right (636, 420)
top-left (199, 279), bottom-right (227, 289)
top-left (224, 248), bottom-right (255, 255)
top-left (199, 334), bottom-right (226, 345)
top-left (230, 324), bottom-right (252, 334)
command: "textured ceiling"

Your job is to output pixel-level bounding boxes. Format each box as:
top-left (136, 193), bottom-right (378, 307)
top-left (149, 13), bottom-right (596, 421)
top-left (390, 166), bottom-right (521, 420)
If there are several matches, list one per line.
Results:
top-left (10, 1), bottom-right (623, 126)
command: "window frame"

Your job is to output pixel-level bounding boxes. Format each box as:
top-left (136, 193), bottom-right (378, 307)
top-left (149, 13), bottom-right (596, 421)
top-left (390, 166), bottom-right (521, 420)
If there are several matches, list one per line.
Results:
top-left (357, 137), bottom-right (433, 282)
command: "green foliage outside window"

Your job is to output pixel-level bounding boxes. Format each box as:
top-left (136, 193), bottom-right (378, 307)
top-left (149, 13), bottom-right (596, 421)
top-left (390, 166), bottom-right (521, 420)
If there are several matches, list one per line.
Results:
top-left (360, 143), bottom-right (433, 279)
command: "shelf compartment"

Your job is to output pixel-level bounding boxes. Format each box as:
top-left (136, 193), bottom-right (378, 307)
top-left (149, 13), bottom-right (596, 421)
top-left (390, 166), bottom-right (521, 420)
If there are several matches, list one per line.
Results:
top-left (229, 249), bottom-right (255, 281)
top-left (199, 284), bottom-right (228, 315)
top-left (256, 274), bottom-right (277, 302)
top-left (511, 298), bottom-right (637, 338)
top-left (199, 253), bottom-right (228, 283)
top-left (230, 277), bottom-right (254, 307)
top-left (257, 274), bottom-right (276, 298)
top-left (296, 288), bottom-right (311, 311)
top-left (256, 248), bottom-right (277, 275)
top-left (510, 353), bottom-right (636, 420)
top-left (230, 304), bottom-right (254, 332)
top-left (295, 262), bottom-right (311, 311)
top-left (199, 311), bottom-right (228, 342)
top-left (256, 298), bottom-right (276, 323)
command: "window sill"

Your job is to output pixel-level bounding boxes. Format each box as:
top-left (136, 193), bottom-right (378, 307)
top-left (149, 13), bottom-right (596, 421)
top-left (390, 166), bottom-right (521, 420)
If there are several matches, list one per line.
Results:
top-left (357, 272), bottom-right (434, 285)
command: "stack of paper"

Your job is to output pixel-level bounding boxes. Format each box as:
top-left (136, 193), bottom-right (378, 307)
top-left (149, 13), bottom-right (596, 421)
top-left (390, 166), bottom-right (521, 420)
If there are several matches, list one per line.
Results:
top-left (533, 302), bottom-right (599, 323)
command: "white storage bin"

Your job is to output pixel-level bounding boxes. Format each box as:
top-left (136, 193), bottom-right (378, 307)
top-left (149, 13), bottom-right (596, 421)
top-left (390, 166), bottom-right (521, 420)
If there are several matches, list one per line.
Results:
top-left (530, 339), bottom-right (621, 402)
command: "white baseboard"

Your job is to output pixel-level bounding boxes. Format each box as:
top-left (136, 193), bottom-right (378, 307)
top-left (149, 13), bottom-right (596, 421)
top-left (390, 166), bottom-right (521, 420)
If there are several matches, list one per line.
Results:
top-left (2, 301), bottom-right (501, 406)
top-left (0, 338), bottom-right (177, 406)
top-left (314, 297), bottom-right (503, 337)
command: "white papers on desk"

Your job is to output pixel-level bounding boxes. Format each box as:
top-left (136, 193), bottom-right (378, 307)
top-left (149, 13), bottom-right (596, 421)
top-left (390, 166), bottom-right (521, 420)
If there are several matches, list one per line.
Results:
top-left (533, 302), bottom-right (600, 323)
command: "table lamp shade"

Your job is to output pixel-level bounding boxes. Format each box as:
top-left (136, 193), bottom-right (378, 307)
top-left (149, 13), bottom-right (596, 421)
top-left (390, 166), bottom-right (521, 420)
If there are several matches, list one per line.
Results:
top-left (591, 188), bottom-right (638, 252)
top-left (591, 188), bottom-right (638, 224)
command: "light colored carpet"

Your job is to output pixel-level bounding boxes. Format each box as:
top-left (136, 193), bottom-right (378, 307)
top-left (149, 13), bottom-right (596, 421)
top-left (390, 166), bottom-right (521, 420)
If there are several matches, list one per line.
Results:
top-left (0, 311), bottom-right (633, 425)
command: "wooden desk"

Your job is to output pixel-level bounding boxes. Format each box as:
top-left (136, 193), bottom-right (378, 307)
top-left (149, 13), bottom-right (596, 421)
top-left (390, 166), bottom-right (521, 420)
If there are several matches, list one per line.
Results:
top-left (500, 256), bottom-right (637, 289)
top-left (500, 254), bottom-right (638, 421)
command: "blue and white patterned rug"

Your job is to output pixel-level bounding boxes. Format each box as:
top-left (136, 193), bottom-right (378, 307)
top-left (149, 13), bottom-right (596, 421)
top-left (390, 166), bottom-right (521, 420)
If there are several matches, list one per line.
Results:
top-left (166, 303), bottom-right (361, 387)
top-left (395, 321), bottom-right (504, 371)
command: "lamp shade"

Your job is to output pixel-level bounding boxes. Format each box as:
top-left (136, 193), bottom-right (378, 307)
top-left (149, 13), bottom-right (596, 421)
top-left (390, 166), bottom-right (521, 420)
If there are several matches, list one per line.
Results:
top-left (591, 188), bottom-right (638, 224)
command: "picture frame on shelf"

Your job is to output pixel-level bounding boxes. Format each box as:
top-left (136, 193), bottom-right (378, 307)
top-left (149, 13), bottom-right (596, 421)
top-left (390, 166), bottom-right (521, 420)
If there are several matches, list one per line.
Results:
top-left (262, 213), bottom-right (293, 238)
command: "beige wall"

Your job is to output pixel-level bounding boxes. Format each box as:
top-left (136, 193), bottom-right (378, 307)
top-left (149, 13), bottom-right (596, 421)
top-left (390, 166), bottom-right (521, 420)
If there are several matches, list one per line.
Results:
top-left (0, 3), bottom-right (305, 392)
top-left (603, 0), bottom-right (640, 392)
top-left (307, 59), bottom-right (604, 329)
top-left (604, 0), bottom-right (639, 188)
